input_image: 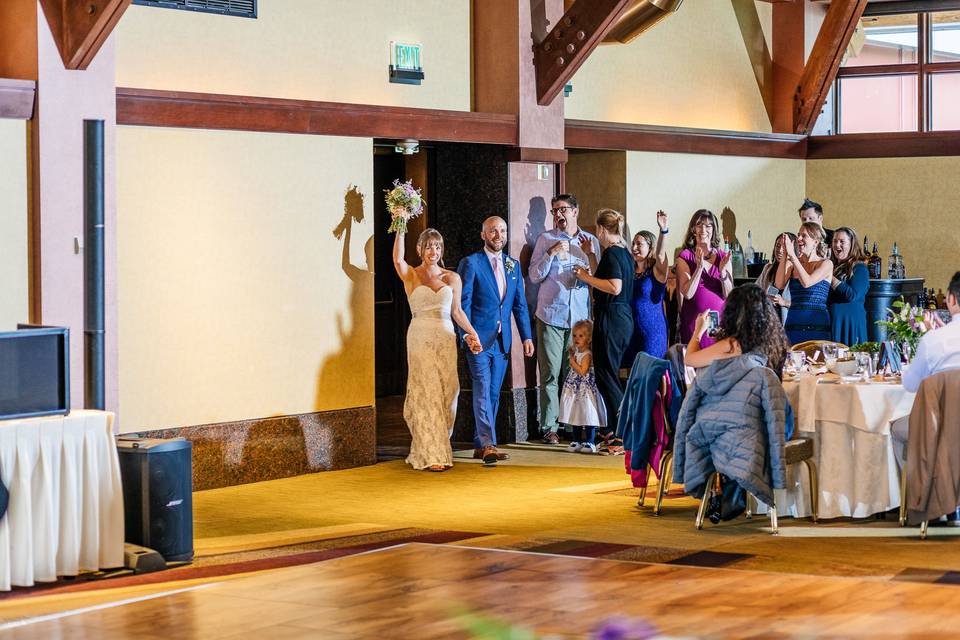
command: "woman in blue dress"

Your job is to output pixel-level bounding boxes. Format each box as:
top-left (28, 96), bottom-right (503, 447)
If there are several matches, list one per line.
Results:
top-left (828, 226), bottom-right (869, 346)
top-left (623, 210), bottom-right (670, 365)
top-left (776, 222), bottom-right (834, 345)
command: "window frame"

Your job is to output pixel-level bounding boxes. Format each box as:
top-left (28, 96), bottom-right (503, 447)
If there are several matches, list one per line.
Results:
top-left (835, 8), bottom-right (960, 134)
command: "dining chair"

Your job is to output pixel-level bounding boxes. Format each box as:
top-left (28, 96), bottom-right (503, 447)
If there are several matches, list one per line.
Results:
top-left (898, 471), bottom-right (929, 539)
top-left (637, 374), bottom-right (674, 515)
top-left (639, 344), bottom-right (691, 514)
top-left (896, 370), bottom-right (960, 540)
top-left (694, 437), bottom-right (819, 534)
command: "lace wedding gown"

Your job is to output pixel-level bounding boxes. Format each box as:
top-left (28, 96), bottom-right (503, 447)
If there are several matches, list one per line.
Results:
top-left (404, 285), bottom-right (458, 469)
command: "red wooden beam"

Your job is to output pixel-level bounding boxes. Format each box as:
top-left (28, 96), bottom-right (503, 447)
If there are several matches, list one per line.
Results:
top-left (534, 0), bottom-right (633, 106)
top-left (39, 0), bottom-right (131, 70)
top-left (793, 0), bottom-right (868, 134)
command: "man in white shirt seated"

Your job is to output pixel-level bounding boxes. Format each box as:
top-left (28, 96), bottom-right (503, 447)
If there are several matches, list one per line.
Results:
top-left (892, 271), bottom-right (960, 521)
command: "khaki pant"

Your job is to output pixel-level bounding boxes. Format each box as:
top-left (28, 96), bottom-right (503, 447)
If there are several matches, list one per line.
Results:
top-left (891, 414), bottom-right (909, 472)
top-left (537, 320), bottom-right (572, 434)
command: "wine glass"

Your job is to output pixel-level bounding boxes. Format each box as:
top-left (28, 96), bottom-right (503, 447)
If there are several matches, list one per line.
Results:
top-left (822, 343), bottom-right (839, 368)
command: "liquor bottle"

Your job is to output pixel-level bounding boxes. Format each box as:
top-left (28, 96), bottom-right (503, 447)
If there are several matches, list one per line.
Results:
top-left (868, 242), bottom-right (882, 279)
top-left (938, 288), bottom-right (946, 309)
top-left (744, 230), bottom-right (755, 265)
top-left (731, 240), bottom-right (746, 279)
top-left (887, 242), bottom-right (903, 279)
top-left (917, 288), bottom-right (927, 311)
top-left (862, 235), bottom-right (870, 258)
top-left (928, 289), bottom-right (939, 310)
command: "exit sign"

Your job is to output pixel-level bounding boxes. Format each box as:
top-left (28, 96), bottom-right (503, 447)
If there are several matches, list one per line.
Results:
top-left (389, 42), bottom-right (424, 85)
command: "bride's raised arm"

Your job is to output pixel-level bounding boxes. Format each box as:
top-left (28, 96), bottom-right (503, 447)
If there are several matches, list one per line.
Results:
top-left (392, 228), bottom-right (416, 286)
top-left (447, 272), bottom-right (482, 354)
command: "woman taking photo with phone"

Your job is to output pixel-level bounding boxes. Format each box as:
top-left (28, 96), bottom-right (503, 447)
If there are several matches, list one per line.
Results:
top-left (676, 210), bottom-right (732, 348)
top-left (755, 233), bottom-right (796, 325)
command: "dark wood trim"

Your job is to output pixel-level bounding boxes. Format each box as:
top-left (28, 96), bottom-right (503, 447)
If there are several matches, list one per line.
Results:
top-left (864, 0), bottom-right (960, 16)
top-left (807, 131), bottom-right (960, 159)
top-left (918, 11), bottom-right (928, 132)
top-left (927, 62), bottom-right (960, 74)
top-left (116, 88), bottom-right (519, 145)
top-left (504, 147), bottom-right (568, 163)
top-left (0, 78), bottom-right (35, 119)
top-left (565, 119), bottom-right (808, 159)
top-left (837, 63), bottom-right (920, 77)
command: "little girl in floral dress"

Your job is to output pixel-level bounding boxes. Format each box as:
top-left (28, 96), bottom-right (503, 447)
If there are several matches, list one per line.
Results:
top-left (560, 319), bottom-right (607, 454)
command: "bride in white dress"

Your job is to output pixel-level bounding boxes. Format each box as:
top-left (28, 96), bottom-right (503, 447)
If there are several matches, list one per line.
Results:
top-left (393, 227), bottom-right (483, 471)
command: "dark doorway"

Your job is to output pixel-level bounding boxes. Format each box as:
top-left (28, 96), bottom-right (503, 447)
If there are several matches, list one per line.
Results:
top-left (373, 141), bottom-right (511, 459)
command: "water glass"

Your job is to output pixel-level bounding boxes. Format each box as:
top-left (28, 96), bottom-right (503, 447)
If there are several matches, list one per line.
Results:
top-left (788, 351), bottom-right (806, 372)
top-left (854, 352), bottom-right (872, 378)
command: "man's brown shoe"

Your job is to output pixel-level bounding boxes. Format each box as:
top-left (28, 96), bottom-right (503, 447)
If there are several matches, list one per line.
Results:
top-left (480, 445), bottom-right (510, 465)
top-left (473, 448), bottom-right (485, 460)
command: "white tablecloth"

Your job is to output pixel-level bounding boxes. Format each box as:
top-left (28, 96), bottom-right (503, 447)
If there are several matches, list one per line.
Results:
top-left (778, 378), bottom-right (915, 519)
top-left (0, 410), bottom-right (123, 590)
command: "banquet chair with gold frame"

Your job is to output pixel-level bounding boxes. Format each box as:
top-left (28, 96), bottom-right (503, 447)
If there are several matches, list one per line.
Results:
top-left (694, 436), bottom-right (819, 535)
top-left (637, 375), bottom-right (674, 515)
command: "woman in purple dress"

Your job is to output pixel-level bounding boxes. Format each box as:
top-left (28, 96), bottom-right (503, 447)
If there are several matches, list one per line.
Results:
top-left (623, 211), bottom-right (670, 365)
top-left (676, 209), bottom-right (732, 347)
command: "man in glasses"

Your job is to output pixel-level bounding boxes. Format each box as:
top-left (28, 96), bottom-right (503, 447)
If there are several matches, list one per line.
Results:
top-left (527, 194), bottom-right (600, 445)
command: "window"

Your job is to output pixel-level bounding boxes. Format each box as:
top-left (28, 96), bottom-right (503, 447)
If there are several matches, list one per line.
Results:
top-left (132, 0), bottom-right (257, 19)
top-left (831, 8), bottom-right (960, 134)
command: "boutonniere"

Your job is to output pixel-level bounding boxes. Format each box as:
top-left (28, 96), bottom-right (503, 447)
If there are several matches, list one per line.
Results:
top-left (504, 257), bottom-right (516, 275)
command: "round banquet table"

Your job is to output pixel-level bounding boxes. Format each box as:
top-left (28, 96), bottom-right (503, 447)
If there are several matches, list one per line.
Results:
top-left (775, 377), bottom-right (915, 520)
top-left (0, 410), bottom-right (123, 590)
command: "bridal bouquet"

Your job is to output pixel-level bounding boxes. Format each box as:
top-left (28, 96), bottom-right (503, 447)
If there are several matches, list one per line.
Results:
top-left (384, 179), bottom-right (424, 234)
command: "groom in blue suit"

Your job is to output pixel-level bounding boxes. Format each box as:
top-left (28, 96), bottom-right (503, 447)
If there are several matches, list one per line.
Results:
top-left (458, 216), bottom-right (534, 465)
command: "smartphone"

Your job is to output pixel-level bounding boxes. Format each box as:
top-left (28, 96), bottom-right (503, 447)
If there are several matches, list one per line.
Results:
top-left (707, 310), bottom-right (720, 334)
top-left (766, 285), bottom-right (780, 297)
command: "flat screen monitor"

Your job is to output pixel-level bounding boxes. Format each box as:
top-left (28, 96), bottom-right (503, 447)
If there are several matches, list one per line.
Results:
top-left (0, 325), bottom-right (70, 420)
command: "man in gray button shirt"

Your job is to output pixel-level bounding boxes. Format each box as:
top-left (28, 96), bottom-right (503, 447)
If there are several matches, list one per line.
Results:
top-left (528, 194), bottom-right (600, 444)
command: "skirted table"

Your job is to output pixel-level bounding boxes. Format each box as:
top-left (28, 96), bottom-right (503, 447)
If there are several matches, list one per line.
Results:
top-left (0, 410), bottom-right (123, 590)
top-left (778, 378), bottom-right (915, 519)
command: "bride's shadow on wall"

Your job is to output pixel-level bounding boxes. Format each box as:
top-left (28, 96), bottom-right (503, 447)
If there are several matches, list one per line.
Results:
top-left (309, 185), bottom-right (376, 467)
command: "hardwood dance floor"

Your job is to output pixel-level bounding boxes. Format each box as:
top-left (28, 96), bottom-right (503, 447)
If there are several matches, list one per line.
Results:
top-left (6, 543), bottom-right (960, 639)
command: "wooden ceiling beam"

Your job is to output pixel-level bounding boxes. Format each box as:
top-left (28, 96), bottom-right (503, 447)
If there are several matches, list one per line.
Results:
top-left (793, 0), bottom-right (868, 134)
top-left (39, 0), bottom-right (131, 70)
top-left (534, 0), bottom-right (633, 106)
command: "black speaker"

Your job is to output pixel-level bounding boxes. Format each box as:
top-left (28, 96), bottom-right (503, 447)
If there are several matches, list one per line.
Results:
top-left (117, 437), bottom-right (194, 562)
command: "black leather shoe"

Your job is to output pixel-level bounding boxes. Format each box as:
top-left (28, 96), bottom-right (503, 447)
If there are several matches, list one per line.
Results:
top-left (946, 508), bottom-right (960, 526)
top-left (707, 494), bottom-right (722, 525)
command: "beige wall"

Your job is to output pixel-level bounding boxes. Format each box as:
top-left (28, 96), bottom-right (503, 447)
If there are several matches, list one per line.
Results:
top-left (115, 0), bottom-right (470, 111)
top-left (0, 119), bottom-right (28, 330)
top-left (117, 127), bottom-right (373, 432)
top-left (625, 152), bottom-right (806, 258)
top-left (565, 2), bottom-right (771, 132)
top-left (565, 150), bottom-right (627, 224)
top-left (807, 157), bottom-right (960, 290)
